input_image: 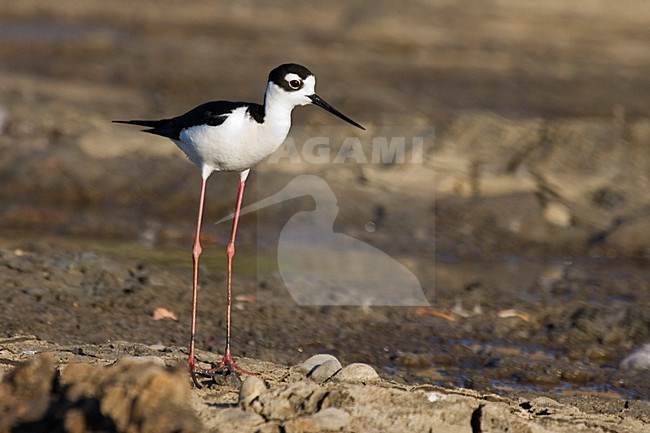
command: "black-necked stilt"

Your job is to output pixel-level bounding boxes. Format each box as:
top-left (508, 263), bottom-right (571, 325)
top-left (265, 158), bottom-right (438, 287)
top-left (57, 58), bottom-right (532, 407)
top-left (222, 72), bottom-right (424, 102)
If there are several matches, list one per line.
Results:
top-left (114, 63), bottom-right (364, 380)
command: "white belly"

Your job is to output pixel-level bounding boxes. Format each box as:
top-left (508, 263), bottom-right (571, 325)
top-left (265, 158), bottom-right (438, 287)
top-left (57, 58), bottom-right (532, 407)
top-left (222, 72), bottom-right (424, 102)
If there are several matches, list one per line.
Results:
top-left (175, 106), bottom-right (290, 173)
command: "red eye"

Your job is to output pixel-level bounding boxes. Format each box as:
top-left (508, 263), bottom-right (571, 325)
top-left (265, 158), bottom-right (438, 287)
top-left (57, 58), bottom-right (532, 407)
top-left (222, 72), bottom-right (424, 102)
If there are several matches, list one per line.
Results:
top-left (289, 80), bottom-right (301, 89)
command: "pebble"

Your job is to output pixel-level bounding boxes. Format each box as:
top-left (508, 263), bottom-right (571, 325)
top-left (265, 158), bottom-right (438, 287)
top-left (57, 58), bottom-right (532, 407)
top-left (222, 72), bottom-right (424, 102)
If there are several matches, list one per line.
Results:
top-left (543, 202), bottom-right (572, 227)
top-left (333, 363), bottom-right (379, 382)
top-left (239, 375), bottom-right (267, 409)
top-left (211, 408), bottom-right (266, 431)
top-left (115, 356), bottom-right (166, 368)
top-left (620, 344), bottom-right (650, 370)
top-left (309, 358), bottom-right (342, 384)
top-left (427, 391), bottom-right (447, 402)
top-left (148, 343), bottom-right (166, 351)
top-left (283, 408), bottom-right (350, 433)
top-left (297, 354), bottom-right (340, 374)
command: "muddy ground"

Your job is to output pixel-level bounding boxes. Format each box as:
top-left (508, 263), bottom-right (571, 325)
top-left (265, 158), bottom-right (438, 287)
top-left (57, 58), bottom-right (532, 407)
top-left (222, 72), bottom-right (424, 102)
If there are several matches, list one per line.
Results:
top-left (1, 1), bottom-right (650, 432)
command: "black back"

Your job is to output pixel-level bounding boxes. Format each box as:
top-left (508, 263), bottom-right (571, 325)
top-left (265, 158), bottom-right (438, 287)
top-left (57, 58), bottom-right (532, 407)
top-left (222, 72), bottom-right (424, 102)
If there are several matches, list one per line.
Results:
top-left (114, 101), bottom-right (265, 140)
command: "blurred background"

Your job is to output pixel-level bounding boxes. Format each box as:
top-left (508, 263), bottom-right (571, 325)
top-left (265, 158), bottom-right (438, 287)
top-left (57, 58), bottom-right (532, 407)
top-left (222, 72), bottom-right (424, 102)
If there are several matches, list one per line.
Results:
top-left (1, 0), bottom-right (649, 397)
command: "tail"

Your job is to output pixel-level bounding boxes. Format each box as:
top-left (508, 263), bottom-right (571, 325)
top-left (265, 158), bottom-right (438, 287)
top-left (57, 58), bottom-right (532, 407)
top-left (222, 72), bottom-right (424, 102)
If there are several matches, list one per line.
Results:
top-left (112, 119), bottom-right (164, 128)
top-left (113, 118), bottom-right (178, 139)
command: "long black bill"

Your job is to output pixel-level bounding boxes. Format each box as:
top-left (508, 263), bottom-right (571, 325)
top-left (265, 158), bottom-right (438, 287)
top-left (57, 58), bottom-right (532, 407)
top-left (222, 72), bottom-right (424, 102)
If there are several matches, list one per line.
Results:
top-left (308, 94), bottom-right (365, 130)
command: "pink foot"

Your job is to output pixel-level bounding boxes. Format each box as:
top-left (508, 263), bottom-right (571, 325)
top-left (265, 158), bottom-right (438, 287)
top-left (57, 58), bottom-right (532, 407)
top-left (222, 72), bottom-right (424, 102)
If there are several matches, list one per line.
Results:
top-left (218, 351), bottom-right (256, 375)
top-left (186, 356), bottom-right (204, 388)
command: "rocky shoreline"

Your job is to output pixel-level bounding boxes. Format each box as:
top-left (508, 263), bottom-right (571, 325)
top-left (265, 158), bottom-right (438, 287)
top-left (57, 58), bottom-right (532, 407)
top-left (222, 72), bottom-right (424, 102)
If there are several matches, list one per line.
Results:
top-left (2, 338), bottom-right (649, 433)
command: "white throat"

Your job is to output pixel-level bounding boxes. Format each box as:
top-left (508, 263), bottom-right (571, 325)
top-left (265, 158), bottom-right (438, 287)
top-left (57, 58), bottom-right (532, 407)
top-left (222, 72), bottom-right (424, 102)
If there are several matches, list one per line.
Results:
top-left (262, 82), bottom-right (295, 141)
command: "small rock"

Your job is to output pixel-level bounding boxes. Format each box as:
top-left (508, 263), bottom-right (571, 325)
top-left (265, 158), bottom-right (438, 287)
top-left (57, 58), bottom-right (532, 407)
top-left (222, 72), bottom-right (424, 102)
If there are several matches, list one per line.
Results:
top-left (309, 358), bottom-right (342, 383)
top-left (210, 408), bottom-right (266, 431)
top-left (283, 408), bottom-right (350, 433)
top-left (99, 361), bottom-right (199, 433)
top-left (115, 356), bottom-right (166, 368)
top-left (543, 202), bottom-right (572, 227)
top-left (21, 354), bottom-right (201, 433)
top-left (0, 353), bottom-right (56, 424)
top-left (148, 343), bottom-right (167, 351)
top-left (427, 391), bottom-right (447, 402)
top-left (258, 382), bottom-right (323, 422)
top-left (620, 344), bottom-right (650, 370)
top-left (297, 354), bottom-right (340, 374)
top-left (239, 375), bottom-right (267, 409)
top-left (528, 396), bottom-right (566, 411)
top-left (333, 363), bottom-right (379, 382)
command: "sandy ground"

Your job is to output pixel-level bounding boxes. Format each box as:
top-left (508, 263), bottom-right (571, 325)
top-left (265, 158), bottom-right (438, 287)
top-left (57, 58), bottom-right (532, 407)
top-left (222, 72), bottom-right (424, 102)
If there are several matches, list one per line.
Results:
top-left (1, 0), bottom-right (650, 431)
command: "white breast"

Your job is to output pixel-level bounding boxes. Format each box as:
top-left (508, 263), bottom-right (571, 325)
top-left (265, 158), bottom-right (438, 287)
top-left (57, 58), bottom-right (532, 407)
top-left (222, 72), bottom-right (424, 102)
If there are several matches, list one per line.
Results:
top-left (176, 106), bottom-right (291, 173)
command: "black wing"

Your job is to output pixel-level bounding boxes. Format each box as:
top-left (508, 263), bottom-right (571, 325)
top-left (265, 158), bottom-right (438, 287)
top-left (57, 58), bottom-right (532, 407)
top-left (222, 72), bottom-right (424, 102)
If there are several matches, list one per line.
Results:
top-left (113, 101), bottom-right (265, 140)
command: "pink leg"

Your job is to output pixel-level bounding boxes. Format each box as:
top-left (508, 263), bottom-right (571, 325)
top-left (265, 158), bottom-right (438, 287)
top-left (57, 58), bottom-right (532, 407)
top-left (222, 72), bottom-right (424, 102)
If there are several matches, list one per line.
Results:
top-left (187, 177), bottom-right (208, 380)
top-left (218, 175), bottom-right (255, 374)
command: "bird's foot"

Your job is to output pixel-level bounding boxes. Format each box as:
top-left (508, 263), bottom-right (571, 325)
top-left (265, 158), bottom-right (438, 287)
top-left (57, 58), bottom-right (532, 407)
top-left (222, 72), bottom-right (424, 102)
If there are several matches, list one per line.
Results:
top-left (186, 352), bottom-right (255, 386)
top-left (216, 351), bottom-right (256, 376)
top-left (187, 356), bottom-right (205, 388)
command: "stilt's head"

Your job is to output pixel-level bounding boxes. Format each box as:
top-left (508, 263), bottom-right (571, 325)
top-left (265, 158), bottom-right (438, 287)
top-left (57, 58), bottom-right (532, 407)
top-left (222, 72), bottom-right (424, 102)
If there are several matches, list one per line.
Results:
top-left (266, 63), bottom-right (365, 130)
